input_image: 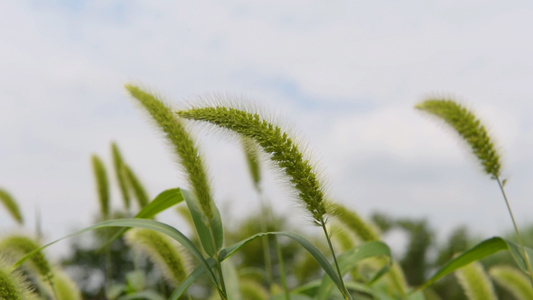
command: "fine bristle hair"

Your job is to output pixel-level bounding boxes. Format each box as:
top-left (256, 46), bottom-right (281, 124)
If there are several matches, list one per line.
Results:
top-left (0, 188), bottom-right (24, 225)
top-left (111, 142), bottom-right (131, 210)
top-left (125, 228), bottom-right (189, 285)
top-left (0, 257), bottom-right (38, 300)
top-left (455, 261), bottom-right (497, 300)
top-left (125, 84), bottom-right (215, 219)
top-left (489, 265), bottom-right (533, 300)
top-left (241, 136), bottom-right (262, 190)
top-left (415, 98), bottom-right (501, 178)
top-left (176, 97), bottom-right (329, 225)
top-left (0, 235), bottom-right (53, 282)
top-left (91, 155), bottom-right (110, 218)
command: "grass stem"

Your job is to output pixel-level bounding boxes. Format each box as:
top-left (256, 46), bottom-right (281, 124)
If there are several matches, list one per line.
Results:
top-left (496, 176), bottom-right (533, 288)
top-left (321, 221), bottom-right (349, 300)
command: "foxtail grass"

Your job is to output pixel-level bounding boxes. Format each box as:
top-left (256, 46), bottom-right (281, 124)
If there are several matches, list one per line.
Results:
top-left (91, 155), bottom-right (110, 218)
top-left (489, 265), bottom-right (533, 300)
top-left (242, 137), bottom-right (262, 191)
top-left (0, 258), bottom-right (37, 300)
top-left (177, 105), bottom-right (351, 298)
top-left (125, 228), bottom-right (189, 285)
top-left (124, 165), bottom-right (149, 208)
top-left (455, 262), bottom-right (496, 300)
top-left (0, 235), bottom-right (53, 282)
top-left (112, 142), bottom-right (131, 210)
top-left (125, 84), bottom-right (215, 220)
top-left (0, 188), bottom-right (24, 225)
top-left (329, 202), bottom-right (379, 242)
top-left (416, 98), bottom-right (533, 286)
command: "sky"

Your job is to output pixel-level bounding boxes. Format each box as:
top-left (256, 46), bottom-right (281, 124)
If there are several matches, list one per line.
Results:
top-left (1, 1), bottom-right (533, 255)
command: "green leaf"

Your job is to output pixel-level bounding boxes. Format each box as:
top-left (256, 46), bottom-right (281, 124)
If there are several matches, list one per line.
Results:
top-left (219, 231), bottom-right (353, 300)
top-left (182, 189), bottom-right (224, 257)
top-left (103, 188), bottom-right (185, 247)
top-left (116, 290), bottom-right (165, 300)
top-left (316, 241), bottom-right (392, 300)
top-left (417, 236), bottom-right (533, 291)
top-left (169, 258), bottom-right (217, 300)
top-left (13, 219), bottom-right (220, 289)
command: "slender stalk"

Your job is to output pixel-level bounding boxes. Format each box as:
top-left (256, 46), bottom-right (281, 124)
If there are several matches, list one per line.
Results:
top-left (274, 237), bottom-right (290, 300)
top-left (321, 221), bottom-right (349, 300)
top-left (257, 188), bottom-right (274, 291)
top-left (496, 177), bottom-right (533, 288)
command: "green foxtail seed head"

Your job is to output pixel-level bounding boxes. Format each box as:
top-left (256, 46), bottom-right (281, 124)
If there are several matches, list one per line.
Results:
top-left (125, 84), bottom-right (214, 219)
top-left (0, 188), bottom-right (23, 225)
top-left (416, 99), bottom-right (501, 178)
top-left (177, 106), bottom-right (328, 224)
top-left (0, 235), bottom-right (53, 282)
top-left (125, 228), bottom-right (188, 285)
top-left (124, 165), bottom-right (149, 208)
top-left (49, 269), bottom-right (82, 300)
top-left (241, 137), bottom-right (262, 191)
top-left (329, 202), bottom-right (380, 242)
top-left (111, 143), bottom-right (131, 210)
top-left (0, 258), bottom-right (37, 300)
top-left (456, 261), bottom-right (497, 300)
top-left (489, 265), bottom-right (533, 300)
top-left (91, 155), bottom-right (110, 218)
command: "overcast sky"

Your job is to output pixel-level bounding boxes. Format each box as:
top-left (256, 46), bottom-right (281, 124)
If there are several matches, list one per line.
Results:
top-left (2, 1), bottom-right (533, 252)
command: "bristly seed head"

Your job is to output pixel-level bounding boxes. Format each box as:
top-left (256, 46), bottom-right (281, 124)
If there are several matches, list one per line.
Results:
top-left (125, 84), bottom-right (214, 219)
top-left (416, 98), bottom-right (501, 178)
top-left (177, 106), bottom-right (328, 224)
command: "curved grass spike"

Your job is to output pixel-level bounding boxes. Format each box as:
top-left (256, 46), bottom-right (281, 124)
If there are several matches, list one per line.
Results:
top-left (177, 106), bottom-right (327, 224)
top-left (46, 269), bottom-right (82, 300)
top-left (0, 188), bottom-right (23, 225)
top-left (125, 228), bottom-right (189, 285)
top-left (124, 165), bottom-right (149, 208)
top-left (416, 98), bottom-right (533, 286)
top-left (415, 99), bottom-right (501, 177)
top-left (0, 258), bottom-right (37, 300)
top-left (91, 155), bottom-right (110, 218)
top-left (455, 261), bottom-right (497, 300)
top-left (177, 105), bottom-right (352, 298)
top-left (112, 142), bottom-right (131, 210)
top-left (489, 265), bottom-right (533, 300)
top-left (0, 235), bottom-right (53, 282)
top-left (125, 85), bottom-right (214, 219)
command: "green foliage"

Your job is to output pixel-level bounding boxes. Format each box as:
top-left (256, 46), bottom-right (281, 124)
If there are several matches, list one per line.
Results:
top-left (0, 188), bottom-right (23, 225)
top-left (0, 235), bottom-right (53, 281)
top-left (0, 259), bottom-right (36, 300)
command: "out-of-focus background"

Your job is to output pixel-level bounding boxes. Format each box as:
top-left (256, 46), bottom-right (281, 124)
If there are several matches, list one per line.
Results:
top-left (1, 1), bottom-right (533, 257)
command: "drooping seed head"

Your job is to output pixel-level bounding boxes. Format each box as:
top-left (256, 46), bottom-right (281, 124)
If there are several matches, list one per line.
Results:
top-left (91, 155), bottom-right (110, 218)
top-left (416, 98), bottom-right (501, 178)
top-left (125, 228), bottom-right (188, 285)
top-left (0, 188), bottom-right (23, 225)
top-left (125, 84), bottom-right (214, 219)
top-left (177, 105), bottom-right (328, 224)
